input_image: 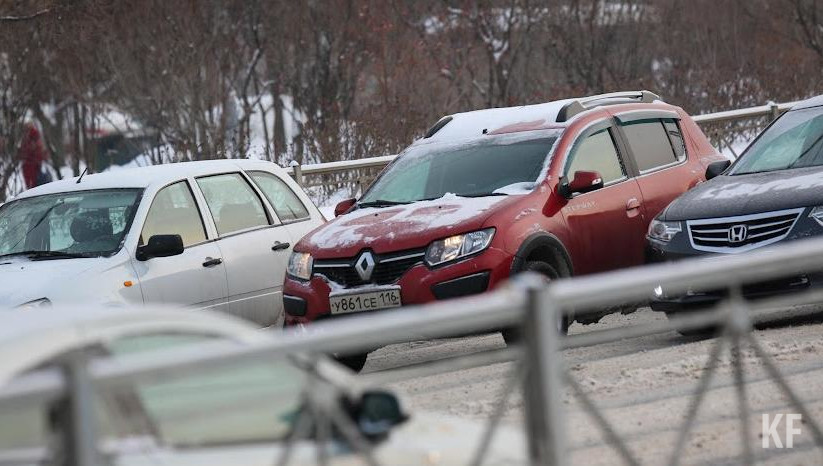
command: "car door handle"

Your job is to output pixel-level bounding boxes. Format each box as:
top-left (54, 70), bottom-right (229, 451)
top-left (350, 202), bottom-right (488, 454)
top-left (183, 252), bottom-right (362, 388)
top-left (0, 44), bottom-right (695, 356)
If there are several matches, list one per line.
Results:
top-left (202, 257), bottom-right (223, 268)
top-left (626, 198), bottom-right (641, 210)
top-left (271, 241), bottom-right (291, 251)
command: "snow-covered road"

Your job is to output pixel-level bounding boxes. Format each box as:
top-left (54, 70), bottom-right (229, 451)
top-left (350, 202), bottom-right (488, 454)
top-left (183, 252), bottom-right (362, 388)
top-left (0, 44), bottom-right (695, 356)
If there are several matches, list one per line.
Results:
top-left (363, 306), bottom-right (823, 465)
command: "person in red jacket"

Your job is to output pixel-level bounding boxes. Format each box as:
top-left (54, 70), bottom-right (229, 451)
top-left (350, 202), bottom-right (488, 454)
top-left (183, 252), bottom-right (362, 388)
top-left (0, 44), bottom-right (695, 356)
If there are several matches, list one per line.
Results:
top-left (18, 124), bottom-right (48, 189)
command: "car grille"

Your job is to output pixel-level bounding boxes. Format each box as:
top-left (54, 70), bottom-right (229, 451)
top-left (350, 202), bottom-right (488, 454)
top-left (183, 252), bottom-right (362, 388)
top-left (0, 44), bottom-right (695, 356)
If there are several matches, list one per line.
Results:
top-left (313, 248), bottom-right (426, 287)
top-left (687, 208), bottom-right (804, 253)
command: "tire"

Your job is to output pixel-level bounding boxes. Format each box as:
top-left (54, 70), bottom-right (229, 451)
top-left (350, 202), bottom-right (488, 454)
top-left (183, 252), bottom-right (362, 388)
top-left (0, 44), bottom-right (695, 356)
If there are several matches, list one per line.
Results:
top-left (503, 261), bottom-right (570, 345)
top-left (664, 311), bottom-right (719, 338)
top-left (336, 352), bottom-right (369, 372)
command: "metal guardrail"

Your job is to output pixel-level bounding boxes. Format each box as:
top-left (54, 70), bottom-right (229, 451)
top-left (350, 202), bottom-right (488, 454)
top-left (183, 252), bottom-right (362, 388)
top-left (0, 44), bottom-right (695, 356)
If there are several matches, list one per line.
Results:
top-left (691, 100), bottom-right (800, 124)
top-left (5, 235), bottom-right (823, 465)
top-left (286, 99), bottom-right (800, 191)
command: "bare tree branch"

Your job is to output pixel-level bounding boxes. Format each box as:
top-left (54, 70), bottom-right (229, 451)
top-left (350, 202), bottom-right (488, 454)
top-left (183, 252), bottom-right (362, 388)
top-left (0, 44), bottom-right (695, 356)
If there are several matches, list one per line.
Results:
top-left (0, 7), bottom-right (51, 22)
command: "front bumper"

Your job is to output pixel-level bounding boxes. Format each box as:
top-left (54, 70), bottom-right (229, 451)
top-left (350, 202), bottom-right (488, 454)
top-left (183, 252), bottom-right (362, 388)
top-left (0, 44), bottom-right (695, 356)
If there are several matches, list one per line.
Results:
top-left (647, 231), bottom-right (823, 314)
top-left (283, 247), bottom-right (513, 326)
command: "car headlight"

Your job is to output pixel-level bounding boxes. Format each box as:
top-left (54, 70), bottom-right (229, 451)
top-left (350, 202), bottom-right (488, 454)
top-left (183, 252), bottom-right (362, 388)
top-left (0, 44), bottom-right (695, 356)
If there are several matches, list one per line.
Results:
top-left (648, 219), bottom-right (682, 242)
top-left (287, 252), bottom-right (313, 280)
top-left (810, 206), bottom-right (823, 226)
top-left (17, 298), bottom-right (51, 310)
top-left (425, 228), bottom-right (495, 267)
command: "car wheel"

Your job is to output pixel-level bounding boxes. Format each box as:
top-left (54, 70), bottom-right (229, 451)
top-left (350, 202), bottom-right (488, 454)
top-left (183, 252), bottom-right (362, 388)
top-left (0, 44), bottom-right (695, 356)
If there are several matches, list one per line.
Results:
top-left (336, 352), bottom-right (369, 372)
top-left (503, 261), bottom-right (570, 345)
top-left (664, 311), bottom-right (719, 338)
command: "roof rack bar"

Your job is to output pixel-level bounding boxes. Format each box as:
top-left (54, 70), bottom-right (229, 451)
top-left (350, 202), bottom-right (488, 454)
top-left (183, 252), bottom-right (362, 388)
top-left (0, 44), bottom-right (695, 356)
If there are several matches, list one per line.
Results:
top-left (556, 90), bottom-right (661, 123)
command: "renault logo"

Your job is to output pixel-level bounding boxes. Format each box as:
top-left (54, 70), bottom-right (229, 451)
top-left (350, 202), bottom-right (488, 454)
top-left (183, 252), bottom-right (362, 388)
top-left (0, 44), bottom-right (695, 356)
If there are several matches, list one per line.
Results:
top-left (728, 224), bottom-right (748, 243)
top-left (355, 251), bottom-right (376, 281)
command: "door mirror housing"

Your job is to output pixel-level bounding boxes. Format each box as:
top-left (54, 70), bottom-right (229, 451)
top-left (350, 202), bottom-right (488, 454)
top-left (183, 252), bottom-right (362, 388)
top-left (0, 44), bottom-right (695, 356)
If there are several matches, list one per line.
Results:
top-left (705, 160), bottom-right (731, 180)
top-left (334, 198), bottom-right (356, 217)
top-left (136, 234), bottom-right (184, 261)
top-left (560, 170), bottom-right (604, 198)
top-left (352, 390), bottom-right (409, 441)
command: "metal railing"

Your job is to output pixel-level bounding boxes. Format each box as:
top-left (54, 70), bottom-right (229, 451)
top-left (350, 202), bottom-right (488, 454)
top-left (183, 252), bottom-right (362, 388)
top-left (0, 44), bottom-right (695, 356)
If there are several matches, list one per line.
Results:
top-left (286, 99), bottom-right (801, 196)
top-left (5, 234), bottom-right (823, 465)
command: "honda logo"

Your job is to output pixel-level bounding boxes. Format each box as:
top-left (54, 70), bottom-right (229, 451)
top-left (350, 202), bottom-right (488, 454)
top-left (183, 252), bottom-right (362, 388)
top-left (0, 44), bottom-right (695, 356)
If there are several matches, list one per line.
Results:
top-left (354, 251), bottom-right (376, 281)
top-left (728, 224), bottom-right (748, 243)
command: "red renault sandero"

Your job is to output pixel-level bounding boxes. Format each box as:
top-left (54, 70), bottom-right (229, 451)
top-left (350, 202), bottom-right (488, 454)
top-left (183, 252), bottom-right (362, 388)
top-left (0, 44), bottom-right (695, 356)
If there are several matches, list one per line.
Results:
top-left (283, 91), bottom-right (725, 371)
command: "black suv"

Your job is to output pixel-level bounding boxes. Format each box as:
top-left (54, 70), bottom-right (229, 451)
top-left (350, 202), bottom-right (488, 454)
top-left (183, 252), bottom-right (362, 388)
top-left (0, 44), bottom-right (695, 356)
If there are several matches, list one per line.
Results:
top-left (647, 94), bottom-right (823, 314)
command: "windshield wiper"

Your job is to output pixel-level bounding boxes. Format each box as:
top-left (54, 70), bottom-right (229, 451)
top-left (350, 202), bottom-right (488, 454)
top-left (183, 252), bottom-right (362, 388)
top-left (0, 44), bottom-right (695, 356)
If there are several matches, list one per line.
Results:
top-left (787, 132), bottom-right (823, 170)
top-left (459, 192), bottom-right (509, 198)
top-left (357, 200), bottom-right (412, 208)
top-left (0, 250), bottom-right (89, 260)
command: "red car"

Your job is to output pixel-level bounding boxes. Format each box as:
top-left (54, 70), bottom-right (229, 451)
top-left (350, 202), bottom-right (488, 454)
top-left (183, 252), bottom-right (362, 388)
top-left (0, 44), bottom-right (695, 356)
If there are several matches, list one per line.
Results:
top-left (283, 90), bottom-right (724, 370)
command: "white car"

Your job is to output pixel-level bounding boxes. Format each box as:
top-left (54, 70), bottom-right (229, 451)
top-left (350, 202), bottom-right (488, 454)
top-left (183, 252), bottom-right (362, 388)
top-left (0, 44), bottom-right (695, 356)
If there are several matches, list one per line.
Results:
top-left (0, 307), bottom-right (526, 465)
top-left (0, 160), bottom-right (324, 327)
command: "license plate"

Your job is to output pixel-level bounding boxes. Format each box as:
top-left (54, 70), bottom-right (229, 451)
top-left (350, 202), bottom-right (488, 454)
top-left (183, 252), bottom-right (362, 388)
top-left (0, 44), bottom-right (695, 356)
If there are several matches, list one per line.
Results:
top-left (329, 288), bottom-right (402, 315)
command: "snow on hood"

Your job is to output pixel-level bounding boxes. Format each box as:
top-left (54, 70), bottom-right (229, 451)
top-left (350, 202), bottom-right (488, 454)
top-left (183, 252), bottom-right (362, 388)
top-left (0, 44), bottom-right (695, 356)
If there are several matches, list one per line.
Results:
top-left (0, 256), bottom-right (111, 308)
top-left (664, 166), bottom-right (823, 220)
top-left (299, 194), bottom-right (513, 258)
top-left (493, 182), bottom-right (536, 195)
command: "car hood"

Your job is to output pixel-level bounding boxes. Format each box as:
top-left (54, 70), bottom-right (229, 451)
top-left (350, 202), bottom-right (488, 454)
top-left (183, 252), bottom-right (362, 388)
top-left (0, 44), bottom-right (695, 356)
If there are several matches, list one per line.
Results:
top-left (662, 167), bottom-right (823, 221)
top-left (300, 194), bottom-right (515, 258)
top-left (0, 256), bottom-right (104, 308)
top-left (113, 411), bottom-right (526, 466)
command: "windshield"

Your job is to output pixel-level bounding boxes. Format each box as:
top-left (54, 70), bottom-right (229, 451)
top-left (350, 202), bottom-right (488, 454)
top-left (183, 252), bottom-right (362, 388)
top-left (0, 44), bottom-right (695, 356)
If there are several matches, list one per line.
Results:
top-left (0, 189), bottom-right (142, 259)
top-left (360, 132), bottom-right (561, 204)
top-left (731, 106), bottom-right (823, 175)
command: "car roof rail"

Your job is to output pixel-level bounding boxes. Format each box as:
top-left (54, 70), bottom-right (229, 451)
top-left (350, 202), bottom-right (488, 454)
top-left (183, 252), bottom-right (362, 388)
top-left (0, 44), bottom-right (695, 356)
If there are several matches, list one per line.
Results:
top-left (556, 90), bottom-right (661, 123)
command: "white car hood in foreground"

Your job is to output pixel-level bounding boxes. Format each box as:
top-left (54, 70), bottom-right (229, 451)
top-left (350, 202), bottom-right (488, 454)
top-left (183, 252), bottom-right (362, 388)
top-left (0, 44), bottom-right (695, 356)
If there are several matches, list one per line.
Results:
top-left (0, 255), bottom-right (134, 309)
top-left (114, 411), bottom-right (526, 466)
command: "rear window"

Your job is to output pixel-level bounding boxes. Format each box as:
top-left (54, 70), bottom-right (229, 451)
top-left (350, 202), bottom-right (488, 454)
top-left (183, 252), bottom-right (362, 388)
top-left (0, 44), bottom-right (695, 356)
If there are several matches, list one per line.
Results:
top-left (622, 119), bottom-right (681, 172)
top-left (249, 172), bottom-right (310, 222)
top-left (664, 119), bottom-right (686, 161)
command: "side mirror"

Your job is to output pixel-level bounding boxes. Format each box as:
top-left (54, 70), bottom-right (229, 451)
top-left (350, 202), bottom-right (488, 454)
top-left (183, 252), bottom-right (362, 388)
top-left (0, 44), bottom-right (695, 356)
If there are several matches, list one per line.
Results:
top-left (353, 390), bottom-right (409, 441)
top-left (705, 160), bottom-right (731, 180)
top-left (136, 234), bottom-right (184, 261)
top-left (334, 198), bottom-right (356, 217)
top-left (560, 170), bottom-right (604, 198)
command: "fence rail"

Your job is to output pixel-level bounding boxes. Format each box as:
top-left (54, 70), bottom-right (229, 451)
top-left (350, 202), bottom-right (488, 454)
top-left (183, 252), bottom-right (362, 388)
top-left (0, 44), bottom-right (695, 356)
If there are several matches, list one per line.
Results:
top-left (5, 234), bottom-right (823, 465)
top-left (286, 99), bottom-right (800, 196)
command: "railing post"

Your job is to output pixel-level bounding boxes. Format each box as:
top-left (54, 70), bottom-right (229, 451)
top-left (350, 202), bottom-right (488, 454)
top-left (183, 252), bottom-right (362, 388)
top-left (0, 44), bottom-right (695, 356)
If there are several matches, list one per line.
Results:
top-left (520, 274), bottom-right (565, 466)
top-left (59, 351), bottom-right (100, 466)
top-left (290, 160), bottom-right (304, 188)
top-left (769, 101), bottom-right (780, 122)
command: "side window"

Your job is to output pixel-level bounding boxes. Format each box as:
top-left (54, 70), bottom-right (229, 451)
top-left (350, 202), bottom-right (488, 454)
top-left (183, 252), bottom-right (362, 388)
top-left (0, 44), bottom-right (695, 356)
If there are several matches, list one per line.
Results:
top-left (663, 119), bottom-right (686, 161)
top-left (566, 128), bottom-right (626, 184)
top-left (141, 182), bottom-right (206, 247)
top-left (196, 173), bottom-right (269, 235)
top-left (622, 119), bottom-right (680, 172)
top-left (249, 171), bottom-right (310, 222)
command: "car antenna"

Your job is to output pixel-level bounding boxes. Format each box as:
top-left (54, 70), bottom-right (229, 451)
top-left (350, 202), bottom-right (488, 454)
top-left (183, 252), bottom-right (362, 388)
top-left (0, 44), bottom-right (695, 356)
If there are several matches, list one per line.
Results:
top-left (76, 167), bottom-right (88, 184)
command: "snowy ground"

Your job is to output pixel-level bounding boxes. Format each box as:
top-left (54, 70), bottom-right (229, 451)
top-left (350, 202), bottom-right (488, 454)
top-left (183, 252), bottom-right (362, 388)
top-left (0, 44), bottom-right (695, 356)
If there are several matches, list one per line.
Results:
top-left (364, 305), bottom-right (823, 465)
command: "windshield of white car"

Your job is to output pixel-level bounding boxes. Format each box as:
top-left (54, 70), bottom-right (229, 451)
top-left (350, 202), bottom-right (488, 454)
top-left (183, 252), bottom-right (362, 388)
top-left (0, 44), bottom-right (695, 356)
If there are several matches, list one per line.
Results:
top-left (730, 106), bottom-right (823, 175)
top-left (0, 189), bottom-right (142, 259)
top-left (359, 131), bottom-right (561, 206)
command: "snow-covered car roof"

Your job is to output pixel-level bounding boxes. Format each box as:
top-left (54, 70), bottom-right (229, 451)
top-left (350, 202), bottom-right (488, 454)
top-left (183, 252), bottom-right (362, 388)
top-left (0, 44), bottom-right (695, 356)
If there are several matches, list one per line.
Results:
top-left (418, 98), bottom-right (575, 144)
top-left (12, 159), bottom-right (288, 200)
top-left (415, 90), bottom-right (664, 145)
top-left (0, 305), bottom-right (267, 386)
top-left (792, 94), bottom-right (823, 111)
